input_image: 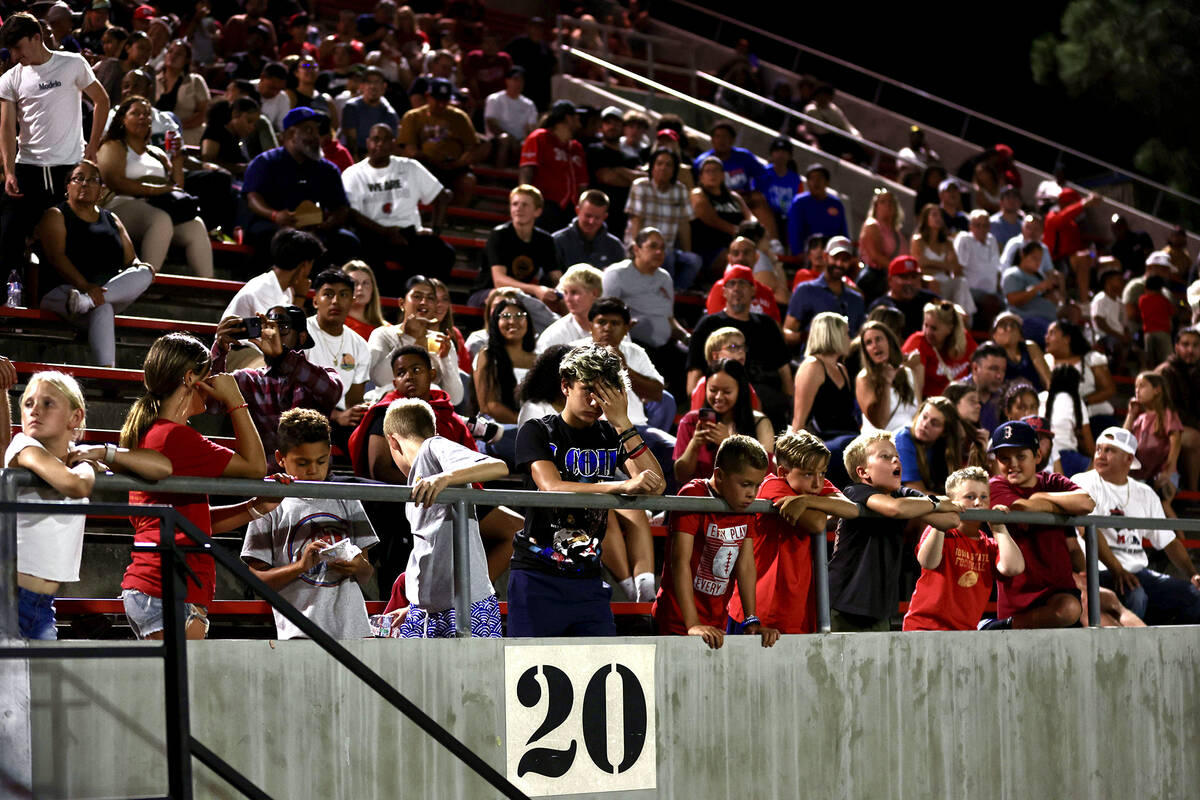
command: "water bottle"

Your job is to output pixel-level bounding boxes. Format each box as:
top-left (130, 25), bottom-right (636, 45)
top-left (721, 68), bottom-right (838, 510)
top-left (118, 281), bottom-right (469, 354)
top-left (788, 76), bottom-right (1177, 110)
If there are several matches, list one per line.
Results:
top-left (5, 269), bottom-right (22, 308)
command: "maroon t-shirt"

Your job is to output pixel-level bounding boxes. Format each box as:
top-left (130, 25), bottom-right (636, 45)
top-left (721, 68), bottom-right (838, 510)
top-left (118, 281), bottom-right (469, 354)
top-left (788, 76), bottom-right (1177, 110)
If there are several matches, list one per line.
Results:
top-left (988, 472), bottom-right (1080, 617)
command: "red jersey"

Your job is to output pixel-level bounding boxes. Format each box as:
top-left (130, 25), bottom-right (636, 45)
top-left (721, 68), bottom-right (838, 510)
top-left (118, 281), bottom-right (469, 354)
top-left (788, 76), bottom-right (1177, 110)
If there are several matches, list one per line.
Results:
top-left (727, 474), bottom-right (838, 633)
top-left (902, 331), bottom-right (976, 398)
top-left (519, 128), bottom-right (587, 210)
top-left (652, 479), bottom-right (755, 634)
top-left (122, 421), bottom-right (234, 604)
top-left (988, 472), bottom-right (1080, 617)
top-left (704, 277), bottom-right (781, 322)
top-left (902, 527), bottom-right (1000, 631)
top-left (1138, 291), bottom-right (1173, 334)
top-left (1043, 200), bottom-right (1086, 261)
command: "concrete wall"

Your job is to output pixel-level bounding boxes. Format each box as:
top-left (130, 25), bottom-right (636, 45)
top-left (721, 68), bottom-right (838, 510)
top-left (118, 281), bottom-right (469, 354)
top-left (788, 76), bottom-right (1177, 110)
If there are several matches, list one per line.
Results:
top-left (17, 628), bottom-right (1200, 799)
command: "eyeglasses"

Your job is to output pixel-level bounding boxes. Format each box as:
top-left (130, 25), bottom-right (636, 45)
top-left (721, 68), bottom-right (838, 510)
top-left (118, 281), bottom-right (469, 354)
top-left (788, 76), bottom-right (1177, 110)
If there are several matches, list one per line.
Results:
top-left (69, 176), bottom-right (103, 185)
top-left (499, 312), bottom-right (528, 321)
top-left (721, 342), bottom-right (745, 352)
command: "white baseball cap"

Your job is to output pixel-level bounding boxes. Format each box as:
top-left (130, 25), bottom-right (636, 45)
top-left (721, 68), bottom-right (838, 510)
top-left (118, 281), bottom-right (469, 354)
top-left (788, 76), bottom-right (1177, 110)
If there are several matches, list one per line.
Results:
top-left (1096, 427), bottom-right (1142, 470)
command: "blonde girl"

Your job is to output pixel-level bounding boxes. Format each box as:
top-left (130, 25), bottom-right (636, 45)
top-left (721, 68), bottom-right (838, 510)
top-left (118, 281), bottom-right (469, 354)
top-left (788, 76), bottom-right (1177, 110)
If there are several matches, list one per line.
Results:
top-left (7, 371), bottom-right (170, 639)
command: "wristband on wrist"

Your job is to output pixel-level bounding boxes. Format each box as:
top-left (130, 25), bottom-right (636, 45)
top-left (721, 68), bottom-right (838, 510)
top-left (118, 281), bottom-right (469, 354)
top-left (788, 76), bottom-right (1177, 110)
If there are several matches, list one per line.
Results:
top-left (741, 615), bottom-right (760, 629)
top-left (103, 443), bottom-right (117, 464)
top-left (227, 402), bottom-right (249, 414)
top-left (627, 443), bottom-right (648, 460)
top-left (247, 502), bottom-right (265, 520)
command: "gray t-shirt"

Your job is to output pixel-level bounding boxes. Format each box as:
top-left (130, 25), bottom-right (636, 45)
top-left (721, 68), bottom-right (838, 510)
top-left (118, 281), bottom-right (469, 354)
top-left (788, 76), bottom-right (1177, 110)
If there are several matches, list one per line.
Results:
top-left (405, 436), bottom-right (496, 611)
top-left (601, 259), bottom-right (675, 347)
top-left (242, 496), bottom-right (378, 640)
top-left (1001, 266), bottom-right (1057, 322)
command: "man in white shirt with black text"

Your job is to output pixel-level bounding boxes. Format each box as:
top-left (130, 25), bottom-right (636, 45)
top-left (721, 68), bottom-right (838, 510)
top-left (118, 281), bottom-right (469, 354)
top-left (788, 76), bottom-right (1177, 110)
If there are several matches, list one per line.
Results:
top-left (342, 122), bottom-right (455, 296)
top-left (1072, 427), bottom-right (1200, 624)
top-left (0, 12), bottom-right (110, 268)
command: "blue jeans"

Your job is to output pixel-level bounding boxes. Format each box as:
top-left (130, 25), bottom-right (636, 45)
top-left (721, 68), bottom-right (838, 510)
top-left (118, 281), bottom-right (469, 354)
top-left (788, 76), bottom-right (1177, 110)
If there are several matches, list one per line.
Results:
top-left (1100, 568), bottom-right (1200, 624)
top-left (18, 587), bottom-right (57, 640)
top-left (664, 248), bottom-right (703, 291)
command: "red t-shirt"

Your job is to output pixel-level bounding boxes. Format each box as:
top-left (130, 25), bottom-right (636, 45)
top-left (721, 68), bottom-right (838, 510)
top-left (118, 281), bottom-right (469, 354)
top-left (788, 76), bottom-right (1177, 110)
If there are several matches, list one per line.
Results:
top-left (704, 278), bottom-right (781, 322)
top-left (902, 527), bottom-right (1000, 631)
top-left (1043, 200), bottom-right (1086, 261)
top-left (988, 472), bottom-right (1079, 617)
top-left (121, 421), bottom-right (234, 604)
top-left (345, 316), bottom-right (377, 340)
top-left (1138, 291), bottom-right (1173, 334)
top-left (652, 479), bottom-right (755, 634)
top-left (727, 474), bottom-right (837, 633)
top-left (519, 128), bottom-right (588, 210)
top-left (902, 331), bottom-right (976, 398)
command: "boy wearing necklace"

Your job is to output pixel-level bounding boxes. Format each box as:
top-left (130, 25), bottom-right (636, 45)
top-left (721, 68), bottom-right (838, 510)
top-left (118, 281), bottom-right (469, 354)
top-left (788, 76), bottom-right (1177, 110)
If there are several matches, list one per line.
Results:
top-left (305, 269), bottom-right (370, 437)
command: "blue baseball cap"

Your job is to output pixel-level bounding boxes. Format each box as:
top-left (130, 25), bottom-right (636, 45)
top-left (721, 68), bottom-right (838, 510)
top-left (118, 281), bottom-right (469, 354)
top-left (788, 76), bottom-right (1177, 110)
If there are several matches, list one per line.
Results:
top-left (282, 106), bottom-right (326, 132)
top-left (988, 420), bottom-right (1038, 453)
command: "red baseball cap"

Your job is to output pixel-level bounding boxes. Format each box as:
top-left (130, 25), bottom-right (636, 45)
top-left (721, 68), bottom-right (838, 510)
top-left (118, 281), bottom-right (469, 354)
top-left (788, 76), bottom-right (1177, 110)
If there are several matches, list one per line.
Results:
top-left (723, 265), bottom-right (755, 284)
top-left (133, 5), bottom-right (156, 20)
top-left (655, 129), bottom-right (679, 143)
top-left (1019, 415), bottom-right (1053, 438)
top-left (888, 255), bottom-right (920, 277)
top-left (1058, 188), bottom-right (1081, 206)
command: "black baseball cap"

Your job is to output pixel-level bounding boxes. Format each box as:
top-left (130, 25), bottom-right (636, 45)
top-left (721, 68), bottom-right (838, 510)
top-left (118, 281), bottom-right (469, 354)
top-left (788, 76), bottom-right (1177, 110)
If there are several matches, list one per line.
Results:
top-left (988, 420), bottom-right (1038, 453)
top-left (267, 305), bottom-right (313, 349)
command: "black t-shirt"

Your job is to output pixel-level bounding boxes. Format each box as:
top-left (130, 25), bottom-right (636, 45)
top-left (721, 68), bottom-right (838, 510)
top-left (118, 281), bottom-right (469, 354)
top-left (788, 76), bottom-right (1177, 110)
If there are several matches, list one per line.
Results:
top-left (474, 222), bottom-right (560, 293)
top-left (855, 264), bottom-right (889, 307)
top-left (586, 142), bottom-right (640, 235)
top-left (868, 289), bottom-right (938, 339)
top-left (201, 121), bottom-right (248, 166)
top-left (686, 311), bottom-right (789, 390)
top-left (512, 414), bottom-right (624, 579)
top-left (828, 483), bottom-right (928, 621)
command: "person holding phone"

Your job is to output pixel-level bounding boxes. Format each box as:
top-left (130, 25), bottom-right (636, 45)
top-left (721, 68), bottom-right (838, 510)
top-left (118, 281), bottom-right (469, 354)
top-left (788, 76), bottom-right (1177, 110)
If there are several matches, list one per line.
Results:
top-left (673, 358), bottom-right (774, 484)
top-left (208, 306), bottom-right (343, 471)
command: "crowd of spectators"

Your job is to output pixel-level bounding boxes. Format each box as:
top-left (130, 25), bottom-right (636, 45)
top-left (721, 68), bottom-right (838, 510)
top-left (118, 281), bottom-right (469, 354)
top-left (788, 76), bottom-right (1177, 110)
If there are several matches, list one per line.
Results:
top-left (2, 1), bottom-right (1199, 643)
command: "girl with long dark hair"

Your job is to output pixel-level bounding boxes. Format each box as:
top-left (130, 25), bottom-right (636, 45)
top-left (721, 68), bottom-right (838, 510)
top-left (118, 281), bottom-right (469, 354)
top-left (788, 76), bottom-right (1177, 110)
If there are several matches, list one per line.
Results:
top-left (673, 358), bottom-right (773, 484)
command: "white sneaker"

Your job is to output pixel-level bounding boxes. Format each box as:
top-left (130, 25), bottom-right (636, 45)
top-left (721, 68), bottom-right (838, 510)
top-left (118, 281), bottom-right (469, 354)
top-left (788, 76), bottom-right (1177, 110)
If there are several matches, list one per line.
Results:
top-left (67, 288), bottom-right (94, 316)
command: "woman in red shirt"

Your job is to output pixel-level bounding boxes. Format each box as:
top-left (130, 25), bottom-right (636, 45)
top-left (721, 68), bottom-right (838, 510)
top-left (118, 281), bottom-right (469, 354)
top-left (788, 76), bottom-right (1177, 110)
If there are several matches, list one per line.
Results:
top-left (902, 300), bottom-right (976, 398)
top-left (119, 333), bottom-right (270, 639)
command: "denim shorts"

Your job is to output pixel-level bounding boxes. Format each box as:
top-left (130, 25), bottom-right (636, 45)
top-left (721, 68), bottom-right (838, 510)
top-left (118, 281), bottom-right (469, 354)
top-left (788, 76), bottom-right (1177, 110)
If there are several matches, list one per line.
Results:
top-left (121, 589), bottom-right (209, 639)
top-left (18, 587), bottom-right (57, 641)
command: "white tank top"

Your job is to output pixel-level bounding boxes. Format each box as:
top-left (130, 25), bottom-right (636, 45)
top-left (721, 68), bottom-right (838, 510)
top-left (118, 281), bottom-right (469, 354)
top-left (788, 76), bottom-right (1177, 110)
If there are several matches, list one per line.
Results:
top-left (125, 144), bottom-right (167, 181)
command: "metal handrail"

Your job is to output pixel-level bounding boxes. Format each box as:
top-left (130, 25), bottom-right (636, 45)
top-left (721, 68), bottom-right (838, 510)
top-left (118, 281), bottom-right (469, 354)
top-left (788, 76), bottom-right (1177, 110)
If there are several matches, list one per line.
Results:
top-left (659, 0), bottom-right (1200, 216)
top-left (561, 45), bottom-right (908, 182)
top-left (557, 13), bottom-right (698, 99)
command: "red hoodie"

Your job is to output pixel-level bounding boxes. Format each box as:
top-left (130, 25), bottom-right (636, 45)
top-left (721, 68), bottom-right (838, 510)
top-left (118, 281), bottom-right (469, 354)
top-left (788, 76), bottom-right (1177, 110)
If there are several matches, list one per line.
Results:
top-left (347, 388), bottom-right (476, 477)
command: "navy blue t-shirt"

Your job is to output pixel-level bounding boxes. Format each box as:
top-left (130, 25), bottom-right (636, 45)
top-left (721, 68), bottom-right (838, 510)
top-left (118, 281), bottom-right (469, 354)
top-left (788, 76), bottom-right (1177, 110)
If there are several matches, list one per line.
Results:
top-left (242, 147), bottom-right (348, 214)
top-left (513, 414), bottom-right (624, 579)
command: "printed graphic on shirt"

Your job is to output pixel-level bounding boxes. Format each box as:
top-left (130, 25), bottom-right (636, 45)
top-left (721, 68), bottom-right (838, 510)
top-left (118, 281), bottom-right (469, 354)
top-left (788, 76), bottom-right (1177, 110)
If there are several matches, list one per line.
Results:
top-left (338, 352), bottom-right (357, 371)
top-left (510, 254), bottom-right (537, 282)
top-left (693, 520), bottom-right (748, 597)
top-left (287, 513), bottom-right (354, 587)
top-left (539, 441), bottom-right (620, 570)
top-left (953, 546), bottom-right (992, 587)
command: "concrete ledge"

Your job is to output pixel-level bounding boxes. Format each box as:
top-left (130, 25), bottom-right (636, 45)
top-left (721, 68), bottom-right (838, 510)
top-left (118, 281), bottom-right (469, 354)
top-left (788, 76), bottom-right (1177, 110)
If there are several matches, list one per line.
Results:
top-left (22, 628), bottom-right (1200, 799)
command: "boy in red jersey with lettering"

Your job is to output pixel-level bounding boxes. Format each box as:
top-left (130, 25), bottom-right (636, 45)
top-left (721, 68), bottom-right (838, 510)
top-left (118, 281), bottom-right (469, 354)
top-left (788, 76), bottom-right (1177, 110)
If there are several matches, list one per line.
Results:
top-left (903, 467), bottom-right (1025, 631)
top-left (729, 430), bottom-right (858, 634)
top-left (983, 420), bottom-right (1096, 629)
top-left (652, 435), bottom-right (780, 649)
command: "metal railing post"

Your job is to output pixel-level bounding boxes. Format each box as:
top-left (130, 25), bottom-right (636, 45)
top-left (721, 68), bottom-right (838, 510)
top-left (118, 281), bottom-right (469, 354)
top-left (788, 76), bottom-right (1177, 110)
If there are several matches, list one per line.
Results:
top-left (452, 499), bottom-right (472, 639)
top-left (813, 529), bottom-right (831, 634)
top-left (1084, 524), bottom-right (1100, 628)
top-left (646, 39), bottom-right (655, 86)
top-left (0, 469), bottom-right (20, 639)
top-left (158, 510), bottom-right (194, 800)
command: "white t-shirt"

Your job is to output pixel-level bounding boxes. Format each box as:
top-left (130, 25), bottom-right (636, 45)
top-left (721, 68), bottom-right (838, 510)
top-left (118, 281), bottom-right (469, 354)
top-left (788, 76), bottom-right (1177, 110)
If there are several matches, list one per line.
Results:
top-left (222, 270), bottom-right (293, 321)
top-left (242, 496), bottom-right (378, 639)
top-left (5, 434), bottom-right (90, 583)
top-left (1039, 389), bottom-right (1090, 459)
top-left (404, 436), bottom-right (496, 610)
top-left (365, 324), bottom-right (462, 405)
top-left (860, 367), bottom-right (918, 435)
top-left (483, 90), bottom-right (537, 139)
top-left (1070, 469), bottom-right (1173, 572)
top-left (954, 230), bottom-right (1003, 295)
top-left (1090, 291), bottom-right (1126, 339)
top-left (0, 51), bottom-right (97, 166)
top-left (535, 314), bottom-right (587, 353)
top-left (1045, 351), bottom-right (1114, 417)
top-left (257, 90), bottom-right (291, 133)
top-left (569, 336), bottom-right (662, 427)
top-left (306, 317), bottom-right (370, 408)
top-left (342, 156), bottom-right (443, 230)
